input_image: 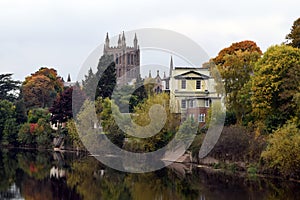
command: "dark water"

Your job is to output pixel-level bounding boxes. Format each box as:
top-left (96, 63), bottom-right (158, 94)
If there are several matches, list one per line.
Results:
top-left (0, 149), bottom-right (299, 200)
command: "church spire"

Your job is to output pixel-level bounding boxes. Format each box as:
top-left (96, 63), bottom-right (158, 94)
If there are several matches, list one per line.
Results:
top-left (169, 56), bottom-right (174, 77)
top-left (67, 73), bottom-right (71, 82)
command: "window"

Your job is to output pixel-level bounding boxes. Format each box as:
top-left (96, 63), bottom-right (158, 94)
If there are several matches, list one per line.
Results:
top-left (189, 100), bottom-right (194, 108)
top-left (198, 114), bottom-right (205, 122)
top-left (196, 80), bottom-right (201, 89)
top-left (127, 54), bottom-right (131, 65)
top-left (166, 80), bottom-right (169, 90)
top-left (205, 99), bottom-right (210, 107)
top-left (181, 80), bottom-right (186, 89)
top-left (181, 100), bottom-right (186, 109)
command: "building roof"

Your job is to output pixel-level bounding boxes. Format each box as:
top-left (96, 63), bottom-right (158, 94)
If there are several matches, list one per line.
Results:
top-left (174, 70), bottom-right (210, 80)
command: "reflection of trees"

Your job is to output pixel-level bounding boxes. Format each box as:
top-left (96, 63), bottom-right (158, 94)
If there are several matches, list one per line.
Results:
top-left (1, 149), bottom-right (300, 200)
top-left (0, 150), bottom-right (18, 192)
top-left (67, 156), bottom-right (129, 200)
top-left (17, 151), bottom-right (52, 180)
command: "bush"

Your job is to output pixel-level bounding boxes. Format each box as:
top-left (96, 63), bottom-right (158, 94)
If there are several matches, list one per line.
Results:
top-left (18, 123), bottom-right (35, 146)
top-left (261, 122), bottom-right (300, 178)
top-left (247, 164), bottom-right (258, 175)
top-left (208, 125), bottom-right (250, 162)
top-left (2, 118), bottom-right (19, 146)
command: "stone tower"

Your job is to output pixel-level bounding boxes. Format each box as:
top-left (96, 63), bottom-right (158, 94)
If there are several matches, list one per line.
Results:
top-left (103, 32), bottom-right (140, 84)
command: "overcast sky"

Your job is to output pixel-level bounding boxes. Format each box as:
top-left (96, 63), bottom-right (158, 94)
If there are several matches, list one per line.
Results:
top-left (0, 0), bottom-right (299, 81)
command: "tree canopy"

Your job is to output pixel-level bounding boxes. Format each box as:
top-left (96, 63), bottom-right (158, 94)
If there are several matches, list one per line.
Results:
top-left (0, 73), bottom-right (20, 101)
top-left (213, 40), bottom-right (262, 123)
top-left (251, 45), bottom-right (300, 131)
top-left (286, 17), bottom-right (300, 48)
top-left (95, 54), bottom-right (117, 99)
top-left (22, 68), bottom-right (63, 109)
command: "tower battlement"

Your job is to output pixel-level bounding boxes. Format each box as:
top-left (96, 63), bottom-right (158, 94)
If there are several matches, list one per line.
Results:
top-left (103, 32), bottom-right (140, 85)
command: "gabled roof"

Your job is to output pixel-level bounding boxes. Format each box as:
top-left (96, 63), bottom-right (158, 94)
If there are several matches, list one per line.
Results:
top-left (174, 70), bottom-right (210, 80)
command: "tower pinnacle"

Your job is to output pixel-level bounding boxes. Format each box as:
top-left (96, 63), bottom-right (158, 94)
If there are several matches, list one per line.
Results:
top-left (134, 33), bottom-right (138, 49)
top-left (105, 32), bottom-right (110, 47)
top-left (169, 56), bottom-right (174, 77)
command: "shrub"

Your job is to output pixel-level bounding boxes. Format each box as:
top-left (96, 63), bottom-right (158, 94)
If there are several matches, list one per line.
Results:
top-left (261, 122), bottom-right (300, 178)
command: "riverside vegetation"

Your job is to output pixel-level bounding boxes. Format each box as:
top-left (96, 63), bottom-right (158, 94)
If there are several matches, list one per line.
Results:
top-left (0, 17), bottom-right (300, 180)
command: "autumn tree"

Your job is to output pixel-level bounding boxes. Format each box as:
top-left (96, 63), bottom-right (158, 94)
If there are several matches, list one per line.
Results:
top-left (49, 87), bottom-right (73, 126)
top-left (286, 17), bottom-right (300, 48)
top-left (0, 73), bottom-right (20, 101)
top-left (22, 68), bottom-right (63, 109)
top-left (251, 45), bottom-right (300, 132)
top-left (213, 41), bottom-right (262, 123)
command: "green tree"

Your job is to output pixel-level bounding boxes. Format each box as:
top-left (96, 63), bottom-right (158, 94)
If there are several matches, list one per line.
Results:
top-left (261, 122), bottom-right (300, 178)
top-left (0, 73), bottom-right (20, 101)
top-left (213, 41), bottom-right (262, 123)
top-left (2, 118), bottom-right (19, 146)
top-left (124, 93), bottom-right (179, 152)
top-left (251, 45), bottom-right (300, 132)
top-left (82, 68), bottom-right (97, 100)
top-left (27, 108), bottom-right (50, 123)
top-left (0, 100), bottom-right (16, 141)
top-left (95, 54), bottom-right (116, 99)
top-left (66, 119), bottom-right (83, 148)
top-left (286, 17), bottom-right (300, 48)
top-left (35, 118), bottom-right (53, 148)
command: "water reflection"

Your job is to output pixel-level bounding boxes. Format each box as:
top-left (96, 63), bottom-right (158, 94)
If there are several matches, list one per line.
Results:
top-left (0, 149), bottom-right (299, 200)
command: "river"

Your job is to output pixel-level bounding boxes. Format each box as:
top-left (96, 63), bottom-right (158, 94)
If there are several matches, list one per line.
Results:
top-left (0, 149), bottom-right (299, 200)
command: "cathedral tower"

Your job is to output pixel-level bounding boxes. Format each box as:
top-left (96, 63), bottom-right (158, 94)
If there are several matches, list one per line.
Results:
top-left (103, 32), bottom-right (140, 85)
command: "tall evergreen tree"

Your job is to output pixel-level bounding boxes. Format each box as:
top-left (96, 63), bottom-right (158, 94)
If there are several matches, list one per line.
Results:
top-left (82, 68), bottom-right (97, 100)
top-left (0, 73), bottom-right (20, 101)
top-left (286, 17), bottom-right (300, 48)
top-left (95, 54), bottom-right (116, 99)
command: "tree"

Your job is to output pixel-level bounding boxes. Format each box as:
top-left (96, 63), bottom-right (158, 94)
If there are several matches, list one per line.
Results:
top-left (2, 118), bottom-right (19, 146)
top-left (213, 41), bottom-right (262, 123)
top-left (261, 122), bottom-right (300, 178)
top-left (286, 17), bottom-right (300, 48)
top-left (0, 100), bottom-right (16, 141)
top-left (22, 68), bottom-right (63, 109)
top-left (0, 73), bottom-right (20, 101)
top-left (95, 54), bottom-right (116, 99)
top-left (82, 68), bottom-right (97, 100)
top-left (251, 45), bottom-right (300, 131)
top-left (214, 40), bottom-right (262, 65)
top-left (49, 87), bottom-right (73, 126)
top-left (112, 77), bottom-right (147, 113)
